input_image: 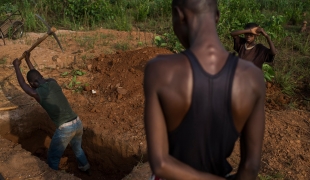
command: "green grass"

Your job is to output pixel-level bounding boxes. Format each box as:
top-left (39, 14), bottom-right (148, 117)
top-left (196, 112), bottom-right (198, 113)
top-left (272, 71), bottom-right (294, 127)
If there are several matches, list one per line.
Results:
top-left (0, 57), bottom-right (7, 64)
top-left (114, 42), bottom-right (130, 51)
top-left (75, 36), bottom-right (97, 51)
top-left (258, 172), bottom-right (285, 180)
top-left (81, 54), bottom-right (94, 62)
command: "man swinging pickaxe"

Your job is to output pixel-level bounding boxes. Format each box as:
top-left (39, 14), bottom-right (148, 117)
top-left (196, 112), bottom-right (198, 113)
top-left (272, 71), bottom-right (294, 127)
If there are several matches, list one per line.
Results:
top-left (11, 15), bottom-right (91, 174)
top-left (18, 14), bottom-right (63, 61)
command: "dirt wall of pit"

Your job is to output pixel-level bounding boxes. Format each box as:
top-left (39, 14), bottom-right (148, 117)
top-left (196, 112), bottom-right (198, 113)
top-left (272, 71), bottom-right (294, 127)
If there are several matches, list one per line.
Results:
top-left (0, 104), bottom-right (54, 149)
top-left (0, 134), bottom-right (79, 180)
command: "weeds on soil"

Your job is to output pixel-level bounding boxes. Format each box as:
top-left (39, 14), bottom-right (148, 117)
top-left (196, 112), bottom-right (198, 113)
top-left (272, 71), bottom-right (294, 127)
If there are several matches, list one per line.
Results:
top-left (0, 57), bottom-right (7, 65)
top-left (61, 69), bottom-right (86, 93)
top-left (258, 172), bottom-right (284, 180)
top-left (114, 42), bottom-right (130, 51)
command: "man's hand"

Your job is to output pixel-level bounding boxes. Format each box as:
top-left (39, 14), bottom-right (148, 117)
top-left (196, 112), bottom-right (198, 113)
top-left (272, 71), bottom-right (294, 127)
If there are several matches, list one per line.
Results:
top-left (23, 51), bottom-right (35, 70)
top-left (256, 28), bottom-right (268, 37)
top-left (13, 58), bottom-right (21, 67)
top-left (23, 51), bottom-right (30, 61)
top-left (250, 27), bottom-right (260, 35)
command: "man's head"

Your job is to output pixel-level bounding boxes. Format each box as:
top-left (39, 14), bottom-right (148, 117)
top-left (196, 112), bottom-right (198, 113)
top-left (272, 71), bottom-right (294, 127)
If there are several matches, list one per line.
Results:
top-left (27, 69), bottom-right (43, 88)
top-left (244, 22), bottom-right (259, 44)
top-left (172, 0), bottom-right (219, 48)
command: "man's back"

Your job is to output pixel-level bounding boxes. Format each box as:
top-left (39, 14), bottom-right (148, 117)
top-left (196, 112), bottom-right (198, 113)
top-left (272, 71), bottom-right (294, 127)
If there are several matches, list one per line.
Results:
top-left (144, 0), bottom-right (265, 179)
top-left (36, 80), bottom-right (77, 127)
top-left (145, 49), bottom-right (264, 133)
top-left (168, 50), bottom-right (240, 176)
top-left (144, 48), bottom-right (265, 179)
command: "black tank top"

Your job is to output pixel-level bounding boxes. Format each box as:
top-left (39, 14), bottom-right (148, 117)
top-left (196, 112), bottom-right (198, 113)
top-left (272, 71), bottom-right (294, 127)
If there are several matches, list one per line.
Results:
top-left (168, 50), bottom-right (239, 176)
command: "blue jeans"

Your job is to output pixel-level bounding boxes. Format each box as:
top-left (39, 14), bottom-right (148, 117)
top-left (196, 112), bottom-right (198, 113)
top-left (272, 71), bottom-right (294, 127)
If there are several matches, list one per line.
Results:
top-left (47, 117), bottom-right (90, 171)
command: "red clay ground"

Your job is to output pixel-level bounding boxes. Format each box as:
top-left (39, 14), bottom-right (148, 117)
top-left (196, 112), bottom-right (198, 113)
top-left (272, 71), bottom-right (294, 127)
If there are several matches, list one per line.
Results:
top-left (0, 29), bottom-right (310, 180)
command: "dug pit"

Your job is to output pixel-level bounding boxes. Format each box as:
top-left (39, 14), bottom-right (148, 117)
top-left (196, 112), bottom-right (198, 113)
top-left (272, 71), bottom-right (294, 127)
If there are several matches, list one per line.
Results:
top-left (0, 47), bottom-right (172, 179)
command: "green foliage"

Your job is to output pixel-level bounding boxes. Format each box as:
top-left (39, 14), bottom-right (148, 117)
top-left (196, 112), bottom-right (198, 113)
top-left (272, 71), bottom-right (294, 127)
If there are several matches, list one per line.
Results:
top-left (154, 32), bottom-right (184, 53)
top-left (133, 0), bottom-right (150, 22)
top-left (0, 3), bottom-right (17, 15)
top-left (217, 0), bottom-right (287, 41)
top-left (275, 71), bottom-right (296, 95)
top-left (154, 36), bottom-right (167, 47)
top-left (258, 174), bottom-right (273, 180)
top-left (5, 0), bottom-right (309, 34)
top-left (148, 0), bottom-right (172, 18)
top-left (259, 0), bottom-right (309, 25)
top-left (263, 64), bottom-right (275, 82)
top-left (7, 0), bottom-right (173, 31)
top-left (61, 69), bottom-right (86, 92)
top-left (258, 172), bottom-right (284, 180)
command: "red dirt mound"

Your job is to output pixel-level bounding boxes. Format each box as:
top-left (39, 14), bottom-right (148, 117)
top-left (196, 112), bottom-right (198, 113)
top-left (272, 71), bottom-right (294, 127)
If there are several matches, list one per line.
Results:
top-left (66, 47), bottom-right (172, 178)
top-left (266, 82), bottom-right (291, 110)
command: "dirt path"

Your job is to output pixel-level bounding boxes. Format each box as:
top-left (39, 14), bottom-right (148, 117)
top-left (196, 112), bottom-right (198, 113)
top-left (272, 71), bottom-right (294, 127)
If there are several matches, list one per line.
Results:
top-left (0, 29), bottom-right (310, 180)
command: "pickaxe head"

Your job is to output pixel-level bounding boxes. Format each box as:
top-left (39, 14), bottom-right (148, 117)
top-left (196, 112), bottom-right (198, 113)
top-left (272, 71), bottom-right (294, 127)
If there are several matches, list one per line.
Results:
top-left (35, 14), bottom-right (64, 52)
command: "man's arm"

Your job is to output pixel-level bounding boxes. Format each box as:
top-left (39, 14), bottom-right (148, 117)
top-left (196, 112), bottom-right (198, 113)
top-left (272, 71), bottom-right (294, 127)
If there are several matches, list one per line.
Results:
top-left (13, 59), bottom-right (40, 102)
top-left (144, 59), bottom-right (225, 180)
top-left (258, 28), bottom-right (276, 55)
top-left (230, 27), bottom-right (258, 38)
top-left (24, 51), bottom-right (35, 70)
top-left (235, 70), bottom-right (266, 180)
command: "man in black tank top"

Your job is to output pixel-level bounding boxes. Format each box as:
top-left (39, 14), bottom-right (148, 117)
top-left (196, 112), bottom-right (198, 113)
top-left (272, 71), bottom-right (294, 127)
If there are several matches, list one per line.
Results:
top-left (144, 0), bottom-right (266, 180)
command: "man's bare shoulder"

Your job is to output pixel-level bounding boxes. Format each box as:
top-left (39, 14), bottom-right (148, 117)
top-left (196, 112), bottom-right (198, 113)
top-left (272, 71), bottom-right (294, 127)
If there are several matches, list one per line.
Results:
top-left (144, 53), bottom-right (188, 88)
top-left (145, 53), bottom-right (186, 75)
top-left (147, 53), bottom-right (185, 68)
top-left (235, 58), bottom-right (266, 95)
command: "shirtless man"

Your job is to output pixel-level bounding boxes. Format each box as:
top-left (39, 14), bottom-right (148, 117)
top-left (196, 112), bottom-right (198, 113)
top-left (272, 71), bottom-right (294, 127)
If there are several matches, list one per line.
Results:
top-left (143, 0), bottom-right (265, 179)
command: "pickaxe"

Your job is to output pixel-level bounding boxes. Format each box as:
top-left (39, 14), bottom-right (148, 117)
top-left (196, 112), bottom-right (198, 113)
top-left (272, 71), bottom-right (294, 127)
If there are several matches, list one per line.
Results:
top-left (18, 14), bottom-right (63, 61)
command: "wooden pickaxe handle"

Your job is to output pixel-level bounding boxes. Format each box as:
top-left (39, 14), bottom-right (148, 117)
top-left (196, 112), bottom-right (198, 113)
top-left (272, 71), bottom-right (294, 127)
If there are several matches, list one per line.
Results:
top-left (0, 106), bottom-right (18, 111)
top-left (18, 27), bottom-right (57, 61)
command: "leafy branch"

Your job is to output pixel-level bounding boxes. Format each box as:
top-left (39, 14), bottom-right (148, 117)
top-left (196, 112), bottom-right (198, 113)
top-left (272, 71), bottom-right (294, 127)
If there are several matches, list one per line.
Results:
top-left (263, 64), bottom-right (275, 82)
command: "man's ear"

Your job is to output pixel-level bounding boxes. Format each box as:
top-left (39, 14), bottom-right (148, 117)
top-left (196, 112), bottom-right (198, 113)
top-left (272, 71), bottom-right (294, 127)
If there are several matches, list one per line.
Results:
top-left (173, 6), bottom-right (185, 23)
top-left (34, 81), bottom-right (40, 88)
top-left (215, 9), bottom-right (220, 24)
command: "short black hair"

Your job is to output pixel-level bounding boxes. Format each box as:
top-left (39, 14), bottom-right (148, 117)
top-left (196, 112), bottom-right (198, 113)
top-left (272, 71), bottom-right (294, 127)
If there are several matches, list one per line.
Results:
top-left (27, 69), bottom-right (42, 83)
top-left (172, 0), bottom-right (218, 14)
top-left (244, 23), bottom-right (259, 30)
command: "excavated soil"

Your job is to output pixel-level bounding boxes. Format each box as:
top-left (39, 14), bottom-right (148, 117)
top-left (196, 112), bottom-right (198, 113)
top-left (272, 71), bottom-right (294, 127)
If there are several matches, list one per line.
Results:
top-left (0, 135), bottom-right (79, 180)
top-left (0, 29), bottom-right (310, 180)
top-left (0, 29), bottom-right (170, 180)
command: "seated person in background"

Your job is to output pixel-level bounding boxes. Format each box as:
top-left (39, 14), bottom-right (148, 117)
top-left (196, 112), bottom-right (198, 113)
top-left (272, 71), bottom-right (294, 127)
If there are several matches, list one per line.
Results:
top-left (230, 23), bottom-right (276, 69)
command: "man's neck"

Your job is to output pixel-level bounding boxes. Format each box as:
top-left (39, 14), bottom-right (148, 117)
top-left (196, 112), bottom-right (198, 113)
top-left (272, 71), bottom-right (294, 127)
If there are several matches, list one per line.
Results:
top-left (246, 41), bottom-right (256, 46)
top-left (188, 16), bottom-right (227, 57)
